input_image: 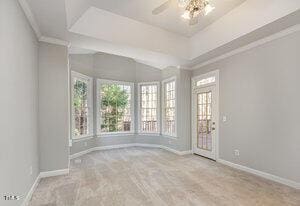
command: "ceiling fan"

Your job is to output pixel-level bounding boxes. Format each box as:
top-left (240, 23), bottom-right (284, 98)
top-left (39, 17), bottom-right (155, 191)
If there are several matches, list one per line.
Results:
top-left (152, 0), bottom-right (215, 25)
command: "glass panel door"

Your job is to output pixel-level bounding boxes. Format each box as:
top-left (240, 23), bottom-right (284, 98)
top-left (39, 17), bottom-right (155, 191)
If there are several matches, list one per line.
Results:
top-left (193, 85), bottom-right (217, 160)
top-left (197, 91), bottom-right (213, 151)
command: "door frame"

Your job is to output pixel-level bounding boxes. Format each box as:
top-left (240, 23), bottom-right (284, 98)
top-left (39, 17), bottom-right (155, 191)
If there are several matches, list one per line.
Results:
top-left (191, 70), bottom-right (220, 160)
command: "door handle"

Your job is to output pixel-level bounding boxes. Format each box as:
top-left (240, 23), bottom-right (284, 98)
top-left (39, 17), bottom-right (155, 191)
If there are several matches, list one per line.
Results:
top-left (211, 122), bottom-right (216, 131)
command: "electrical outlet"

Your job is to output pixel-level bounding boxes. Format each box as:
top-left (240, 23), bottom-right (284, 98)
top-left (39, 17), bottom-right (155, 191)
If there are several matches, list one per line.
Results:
top-left (222, 116), bottom-right (227, 122)
top-left (234, 149), bottom-right (240, 156)
top-left (29, 166), bottom-right (33, 175)
top-left (84, 142), bottom-right (88, 147)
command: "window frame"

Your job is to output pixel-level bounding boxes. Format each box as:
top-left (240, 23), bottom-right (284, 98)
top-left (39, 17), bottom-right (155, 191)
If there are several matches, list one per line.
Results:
top-left (137, 82), bottom-right (161, 135)
top-left (162, 76), bottom-right (177, 137)
top-left (71, 71), bottom-right (94, 140)
top-left (96, 79), bottom-right (135, 136)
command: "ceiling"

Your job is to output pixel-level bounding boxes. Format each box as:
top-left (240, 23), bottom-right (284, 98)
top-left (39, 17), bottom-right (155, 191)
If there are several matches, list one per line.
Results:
top-left (88, 0), bottom-right (247, 37)
top-left (22, 0), bottom-right (300, 69)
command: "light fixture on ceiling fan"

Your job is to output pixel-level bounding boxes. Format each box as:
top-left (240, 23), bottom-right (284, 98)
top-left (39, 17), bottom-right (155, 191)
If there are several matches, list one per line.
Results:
top-left (152, 0), bottom-right (215, 25)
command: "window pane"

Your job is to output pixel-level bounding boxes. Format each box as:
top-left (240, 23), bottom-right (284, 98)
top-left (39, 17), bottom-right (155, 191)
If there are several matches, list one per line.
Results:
top-left (73, 77), bottom-right (90, 137)
top-left (100, 83), bottom-right (132, 133)
top-left (196, 76), bottom-right (215, 86)
top-left (140, 84), bottom-right (158, 133)
top-left (163, 80), bottom-right (176, 136)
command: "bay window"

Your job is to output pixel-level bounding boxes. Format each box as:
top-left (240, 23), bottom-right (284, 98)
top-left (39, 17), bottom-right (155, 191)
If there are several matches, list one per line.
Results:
top-left (71, 71), bottom-right (93, 139)
top-left (138, 82), bottom-right (160, 133)
top-left (162, 77), bottom-right (176, 137)
top-left (97, 79), bottom-right (134, 135)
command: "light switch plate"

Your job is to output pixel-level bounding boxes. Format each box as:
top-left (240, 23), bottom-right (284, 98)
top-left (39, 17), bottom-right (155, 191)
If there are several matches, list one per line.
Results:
top-left (222, 116), bottom-right (227, 122)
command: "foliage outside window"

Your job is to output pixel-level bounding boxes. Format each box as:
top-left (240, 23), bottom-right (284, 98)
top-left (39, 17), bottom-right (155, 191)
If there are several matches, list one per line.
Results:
top-left (163, 78), bottom-right (176, 136)
top-left (98, 80), bottom-right (134, 134)
top-left (71, 72), bottom-right (93, 139)
top-left (139, 83), bottom-right (160, 133)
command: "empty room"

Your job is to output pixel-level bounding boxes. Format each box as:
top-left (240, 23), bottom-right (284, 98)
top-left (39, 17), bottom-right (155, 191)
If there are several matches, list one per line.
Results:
top-left (1, 0), bottom-right (300, 205)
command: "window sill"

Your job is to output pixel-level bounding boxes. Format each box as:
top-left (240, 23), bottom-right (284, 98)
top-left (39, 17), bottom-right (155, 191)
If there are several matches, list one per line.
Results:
top-left (72, 135), bottom-right (95, 143)
top-left (162, 134), bottom-right (178, 139)
top-left (137, 133), bottom-right (160, 136)
top-left (97, 132), bottom-right (135, 138)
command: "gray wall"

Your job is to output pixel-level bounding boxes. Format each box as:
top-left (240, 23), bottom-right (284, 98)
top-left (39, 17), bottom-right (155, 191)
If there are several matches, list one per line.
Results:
top-left (0, 0), bottom-right (39, 205)
top-left (69, 53), bottom-right (191, 154)
top-left (159, 68), bottom-right (191, 151)
top-left (193, 31), bottom-right (300, 183)
top-left (38, 42), bottom-right (69, 172)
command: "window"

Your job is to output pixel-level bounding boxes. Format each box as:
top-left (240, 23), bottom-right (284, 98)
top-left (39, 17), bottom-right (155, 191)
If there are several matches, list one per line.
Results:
top-left (196, 76), bottom-right (215, 86)
top-left (97, 79), bottom-right (134, 134)
top-left (138, 82), bottom-right (160, 133)
top-left (162, 77), bottom-right (176, 137)
top-left (71, 71), bottom-right (93, 139)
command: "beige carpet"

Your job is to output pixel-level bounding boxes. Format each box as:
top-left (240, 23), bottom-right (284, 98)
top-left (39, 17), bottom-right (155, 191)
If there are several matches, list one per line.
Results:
top-left (29, 147), bottom-right (300, 206)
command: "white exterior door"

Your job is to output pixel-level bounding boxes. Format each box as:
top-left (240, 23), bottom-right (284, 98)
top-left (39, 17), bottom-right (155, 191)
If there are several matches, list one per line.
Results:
top-left (192, 71), bottom-right (219, 160)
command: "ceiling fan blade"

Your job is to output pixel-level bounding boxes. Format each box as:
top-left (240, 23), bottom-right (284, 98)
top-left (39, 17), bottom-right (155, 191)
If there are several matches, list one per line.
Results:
top-left (152, 0), bottom-right (173, 15)
top-left (189, 16), bottom-right (198, 25)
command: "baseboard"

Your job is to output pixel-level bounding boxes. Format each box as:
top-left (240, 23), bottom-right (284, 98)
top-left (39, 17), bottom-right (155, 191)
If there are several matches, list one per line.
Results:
top-left (39, 168), bottom-right (69, 178)
top-left (22, 168), bottom-right (70, 205)
top-left (93, 143), bottom-right (137, 151)
top-left (21, 174), bottom-right (41, 206)
top-left (70, 143), bottom-right (192, 159)
top-left (69, 147), bottom-right (95, 159)
top-left (178, 150), bottom-right (193, 155)
top-left (159, 145), bottom-right (192, 155)
top-left (217, 159), bottom-right (300, 190)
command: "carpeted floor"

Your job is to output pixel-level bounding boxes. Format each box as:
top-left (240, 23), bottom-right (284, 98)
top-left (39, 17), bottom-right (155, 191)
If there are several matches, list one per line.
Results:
top-left (29, 147), bottom-right (300, 206)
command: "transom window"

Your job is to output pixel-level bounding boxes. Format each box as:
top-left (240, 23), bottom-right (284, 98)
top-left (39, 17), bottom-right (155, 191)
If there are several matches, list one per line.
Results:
top-left (162, 78), bottom-right (176, 137)
top-left (97, 79), bottom-right (134, 134)
top-left (138, 82), bottom-right (160, 133)
top-left (196, 76), bottom-right (215, 86)
top-left (71, 71), bottom-right (93, 139)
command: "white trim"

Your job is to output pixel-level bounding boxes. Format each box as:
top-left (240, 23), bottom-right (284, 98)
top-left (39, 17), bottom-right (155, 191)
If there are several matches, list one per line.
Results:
top-left (70, 144), bottom-right (192, 159)
top-left (191, 24), bottom-right (300, 70)
top-left (69, 148), bottom-right (95, 159)
top-left (72, 135), bottom-right (95, 142)
top-left (162, 134), bottom-right (178, 140)
top-left (161, 76), bottom-right (177, 137)
top-left (217, 159), bottom-right (300, 190)
top-left (21, 174), bottom-right (41, 206)
top-left (22, 169), bottom-right (70, 205)
top-left (18, 0), bottom-right (42, 38)
top-left (39, 36), bottom-right (70, 47)
top-left (71, 71), bottom-right (94, 140)
top-left (157, 145), bottom-right (192, 155)
top-left (39, 169), bottom-right (69, 178)
top-left (96, 79), bottom-right (135, 135)
top-left (98, 132), bottom-right (135, 137)
top-left (137, 82), bottom-right (161, 134)
top-left (137, 133), bottom-right (160, 137)
top-left (191, 70), bottom-right (220, 160)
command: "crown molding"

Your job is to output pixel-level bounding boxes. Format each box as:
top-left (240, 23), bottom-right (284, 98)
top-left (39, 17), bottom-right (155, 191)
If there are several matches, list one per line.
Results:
top-left (18, 0), bottom-right (42, 38)
top-left (191, 24), bottom-right (300, 70)
top-left (39, 36), bottom-right (70, 47)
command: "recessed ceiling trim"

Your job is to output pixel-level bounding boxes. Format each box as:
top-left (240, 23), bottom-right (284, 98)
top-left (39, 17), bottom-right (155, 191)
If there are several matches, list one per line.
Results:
top-left (39, 36), bottom-right (70, 47)
top-left (69, 7), bottom-right (190, 59)
top-left (190, 24), bottom-right (300, 70)
top-left (190, 0), bottom-right (300, 59)
top-left (18, 0), bottom-right (42, 38)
